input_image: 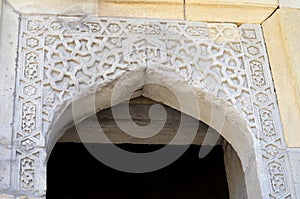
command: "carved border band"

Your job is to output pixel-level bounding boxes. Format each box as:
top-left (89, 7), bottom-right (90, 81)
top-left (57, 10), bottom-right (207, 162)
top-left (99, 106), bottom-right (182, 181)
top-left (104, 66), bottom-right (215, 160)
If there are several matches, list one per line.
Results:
top-left (240, 25), bottom-right (293, 198)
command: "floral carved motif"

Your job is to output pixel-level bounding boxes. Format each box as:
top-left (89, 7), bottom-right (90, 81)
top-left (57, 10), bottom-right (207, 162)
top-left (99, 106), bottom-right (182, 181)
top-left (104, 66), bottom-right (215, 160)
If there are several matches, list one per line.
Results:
top-left (259, 108), bottom-right (276, 140)
top-left (21, 102), bottom-right (36, 133)
top-left (20, 157), bottom-right (35, 189)
top-left (269, 162), bottom-right (287, 195)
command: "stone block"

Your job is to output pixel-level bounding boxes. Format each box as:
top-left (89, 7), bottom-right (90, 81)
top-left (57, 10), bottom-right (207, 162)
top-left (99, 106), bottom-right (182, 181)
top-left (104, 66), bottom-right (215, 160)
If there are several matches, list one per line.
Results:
top-left (99, 1), bottom-right (184, 19)
top-left (6, 0), bottom-right (281, 22)
top-left (7, 0), bottom-right (184, 19)
top-left (288, 148), bottom-right (300, 198)
top-left (280, 0), bottom-right (300, 9)
top-left (0, 194), bottom-right (14, 199)
top-left (262, 9), bottom-right (300, 147)
top-left (0, 1), bottom-right (18, 141)
top-left (0, 1), bottom-right (19, 191)
top-left (7, 0), bottom-right (98, 15)
top-left (0, 159), bottom-right (12, 191)
top-left (277, 9), bottom-right (300, 99)
top-left (186, 0), bottom-right (278, 23)
top-left (224, 143), bottom-right (247, 199)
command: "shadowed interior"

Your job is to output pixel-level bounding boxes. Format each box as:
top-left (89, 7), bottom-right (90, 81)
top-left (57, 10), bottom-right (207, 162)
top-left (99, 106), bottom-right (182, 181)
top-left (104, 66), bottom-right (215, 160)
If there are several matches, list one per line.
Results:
top-left (47, 143), bottom-right (229, 199)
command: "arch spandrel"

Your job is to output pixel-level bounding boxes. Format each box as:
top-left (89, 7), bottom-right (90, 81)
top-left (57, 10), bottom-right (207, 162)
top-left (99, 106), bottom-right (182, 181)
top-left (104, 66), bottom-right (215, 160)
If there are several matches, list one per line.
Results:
top-left (11, 15), bottom-right (295, 198)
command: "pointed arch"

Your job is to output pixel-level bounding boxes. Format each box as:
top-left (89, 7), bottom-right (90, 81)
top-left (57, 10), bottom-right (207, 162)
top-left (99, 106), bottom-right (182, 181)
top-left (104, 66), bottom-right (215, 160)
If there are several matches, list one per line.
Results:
top-left (12, 15), bottom-right (294, 198)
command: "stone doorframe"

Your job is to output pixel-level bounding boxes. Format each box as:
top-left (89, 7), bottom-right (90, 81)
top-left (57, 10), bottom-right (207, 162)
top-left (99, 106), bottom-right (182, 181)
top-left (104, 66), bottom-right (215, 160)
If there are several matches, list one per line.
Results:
top-left (0, 1), bottom-right (296, 198)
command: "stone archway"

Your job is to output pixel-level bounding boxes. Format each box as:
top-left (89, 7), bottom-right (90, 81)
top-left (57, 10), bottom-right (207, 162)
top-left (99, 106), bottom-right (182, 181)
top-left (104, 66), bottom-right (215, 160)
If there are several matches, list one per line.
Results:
top-left (10, 14), bottom-right (294, 198)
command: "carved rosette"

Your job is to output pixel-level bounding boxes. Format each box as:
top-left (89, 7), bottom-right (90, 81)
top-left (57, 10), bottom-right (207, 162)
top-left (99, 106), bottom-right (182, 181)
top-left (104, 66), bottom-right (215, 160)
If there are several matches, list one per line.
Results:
top-left (12, 16), bottom-right (294, 198)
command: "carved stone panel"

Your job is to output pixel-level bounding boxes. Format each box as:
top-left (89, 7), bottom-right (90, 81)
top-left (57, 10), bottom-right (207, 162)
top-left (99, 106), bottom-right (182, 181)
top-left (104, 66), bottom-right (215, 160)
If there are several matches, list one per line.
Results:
top-left (9, 15), bottom-right (295, 198)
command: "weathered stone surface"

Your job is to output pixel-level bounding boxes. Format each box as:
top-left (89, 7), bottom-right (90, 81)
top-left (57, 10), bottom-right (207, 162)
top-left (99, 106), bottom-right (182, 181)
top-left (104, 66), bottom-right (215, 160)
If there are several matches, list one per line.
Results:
top-left (262, 9), bottom-right (300, 147)
top-left (16, 196), bottom-right (45, 199)
top-left (0, 0), bottom-right (2, 19)
top-left (7, 0), bottom-right (184, 19)
top-left (0, 1), bottom-right (19, 192)
top-left (0, 159), bottom-right (12, 191)
top-left (99, 0), bottom-right (184, 20)
top-left (280, 0), bottom-right (300, 9)
top-left (6, 0), bottom-right (281, 23)
top-left (59, 99), bottom-right (222, 145)
top-left (0, 194), bottom-right (14, 199)
top-left (7, 0), bottom-right (98, 15)
top-left (277, 9), bottom-right (300, 103)
top-left (186, 0), bottom-right (278, 23)
top-left (193, 0), bottom-right (276, 3)
top-left (288, 148), bottom-right (300, 198)
top-left (224, 142), bottom-right (247, 199)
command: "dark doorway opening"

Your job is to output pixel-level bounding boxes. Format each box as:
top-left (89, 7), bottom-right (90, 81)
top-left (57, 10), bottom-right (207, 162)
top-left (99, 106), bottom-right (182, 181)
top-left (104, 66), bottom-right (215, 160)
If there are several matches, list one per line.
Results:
top-left (47, 143), bottom-right (229, 199)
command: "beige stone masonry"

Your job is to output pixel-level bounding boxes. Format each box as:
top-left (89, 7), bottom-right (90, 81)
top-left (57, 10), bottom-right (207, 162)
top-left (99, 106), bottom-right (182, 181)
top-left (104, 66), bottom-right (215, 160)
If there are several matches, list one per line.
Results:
top-left (6, 0), bottom-right (280, 22)
top-left (280, 0), bottom-right (300, 9)
top-left (278, 9), bottom-right (300, 101)
top-left (7, 0), bottom-right (99, 15)
top-left (0, 194), bottom-right (14, 199)
top-left (186, 0), bottom-right (278, 23)
top-left (6, 0), bottom-right (185, 19)
top-left (262, 8), bottom-right (300, 147)
top-left (99, 0), bottom-right (184, 19)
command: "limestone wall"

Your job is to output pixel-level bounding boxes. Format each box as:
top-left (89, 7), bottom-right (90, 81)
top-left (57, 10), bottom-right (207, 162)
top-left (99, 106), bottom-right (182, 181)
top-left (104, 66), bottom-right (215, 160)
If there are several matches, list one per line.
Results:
top-left (262, 8), bottom-right (300, 148)
top-left (6, 0), bottom-right (277, 23)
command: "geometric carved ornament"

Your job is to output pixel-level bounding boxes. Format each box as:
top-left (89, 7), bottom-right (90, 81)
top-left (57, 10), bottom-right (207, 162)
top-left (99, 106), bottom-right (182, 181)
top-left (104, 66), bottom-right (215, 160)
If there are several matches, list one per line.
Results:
top-left (13, 15), bottom-right (294, 198)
